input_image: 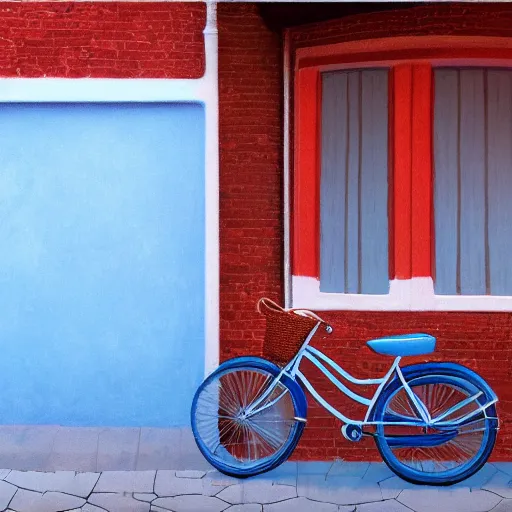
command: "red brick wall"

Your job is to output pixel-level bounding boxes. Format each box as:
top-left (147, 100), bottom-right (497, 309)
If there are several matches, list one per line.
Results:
top-left (218, 3), bottom-right (284, 360)
top-left (0, 2), bottom-right (205, 78)
top-left (289, 3), bottom-right (512, 51)
top-left (219, 3), bottom-right (512, 461)
top-left (292, 311), bottom-right (512, 461)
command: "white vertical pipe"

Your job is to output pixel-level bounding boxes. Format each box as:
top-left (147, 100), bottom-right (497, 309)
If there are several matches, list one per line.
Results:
top-left (203, 0), bottom-right (220, 377)
top-left (283, 28), bottom-right (292, 308)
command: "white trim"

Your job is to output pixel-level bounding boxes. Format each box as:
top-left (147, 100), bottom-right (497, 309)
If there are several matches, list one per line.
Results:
top-left (434, 294), bottom-right (512, 312)
top-left (292, 275), bottom-right (512, 311)
top-left (0, 79), bottom-right (211, 103)
top-left (283, 28), bottom-right (292, 309)
top-left (292, 276), bottom-right (412, 311)
top-left (203, 1), bottom-right (220, 376)
top-left (0, 1), bottom-right (220, 378)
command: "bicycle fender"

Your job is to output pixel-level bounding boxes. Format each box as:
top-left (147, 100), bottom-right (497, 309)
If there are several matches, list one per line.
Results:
top-left (213, 356), bottom-right (308, 419)
top-left (366, 361), bottom-right (498, 422)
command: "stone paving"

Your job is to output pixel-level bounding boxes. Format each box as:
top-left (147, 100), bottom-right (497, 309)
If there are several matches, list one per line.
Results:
top-left (0, 462), bottom-right (510, 511)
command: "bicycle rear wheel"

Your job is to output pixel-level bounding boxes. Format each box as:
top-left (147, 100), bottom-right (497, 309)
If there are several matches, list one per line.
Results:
top-left (373, 369), bottom-right (498, 485)
top-left (191, 357), bottom-right (306, 478)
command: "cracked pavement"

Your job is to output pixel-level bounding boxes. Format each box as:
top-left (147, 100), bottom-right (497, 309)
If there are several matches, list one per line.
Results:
top-left (0, 462), bottom-right (510, 511)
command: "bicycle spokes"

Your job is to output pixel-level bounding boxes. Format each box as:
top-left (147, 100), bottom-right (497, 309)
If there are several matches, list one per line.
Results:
top-left (194, 368), bottom-right (296, 466)
top-left (381, 381), bottom-right (489, 473)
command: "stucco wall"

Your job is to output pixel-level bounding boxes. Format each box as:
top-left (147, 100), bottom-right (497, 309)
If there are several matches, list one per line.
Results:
top-left (0, 2), bottom-right (208, 429)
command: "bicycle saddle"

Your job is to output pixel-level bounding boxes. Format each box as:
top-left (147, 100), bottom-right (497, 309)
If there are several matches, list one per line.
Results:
top-left (366, 333), bottom-right (436, 357)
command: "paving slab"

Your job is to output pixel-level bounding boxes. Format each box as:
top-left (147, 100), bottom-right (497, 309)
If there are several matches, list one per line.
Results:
top-left (360, 464), bottom-right (394, 484)
top-left (397, 488), bottom-right (502, 512)
top-left (0, 480), bottom-right (17, 510)
top-left (82, 504), bottom-right (107, 512)
top-left (451, 464), bottom-right (498, 489)
top-left (263, 497), bottom-right (338, 511)
top-left (5, 470), bottom-right (99, 498)
top-left (0, 427), bottom-right (56, 472)
top-left (378, 476), bottom-right (430, 500)
top-left (205, 471), bottom-right (241, 487)
top-left (217, 481), bottom-right (296, 505)
top-left (298, 474), bottom-right (382, 506)
top-left (134, 493), bottom-right (157, 502)
top-left (492, 463), bottom-right (512, 476)
top-left (176, 470), bottom-right (206, 479)
top-left (327, 462), bottom-right (370, 479)
top-left (489, 499), bottom-right (512, 511)
top-left (47, 428), bottom-right (101, 472)
top-left (201, 471), bottom-right (241, 497)
top-left (154, 470), bottom-right (203, 496)
top-left (94, 470), bottom-right (155, 493)
top-left (226, 505), bottom-right (262, 512)
top-left (297, 462), bottom-right (333, 478)
top-left (97, 428), bottom-right (140, 472)
top-left (202, 480), bottom-right (232, 497)
top-left (137, 428), bottom-right (181, 471)
top-left (483, 470), bottom-right (512, 498)
top-left (9, 489), bottom-right (86, 512)
top-left (152, 495), bottom-right (228, 512)
top-left (355, 500), bottom-right (412, 512)
top-left (251, 463), bottom-right (297, 487)
top-left (179, 428), bottom-right (214, 471)
top-left (89, 492), bottom-right (150, 512)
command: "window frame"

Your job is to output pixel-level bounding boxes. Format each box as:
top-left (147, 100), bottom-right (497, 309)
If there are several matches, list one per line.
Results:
top-left (290, 35), bottom-right (512, 311)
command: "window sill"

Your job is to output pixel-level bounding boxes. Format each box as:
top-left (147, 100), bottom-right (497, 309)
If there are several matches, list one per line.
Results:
top-left (291, 276), bottom-right (512, 312)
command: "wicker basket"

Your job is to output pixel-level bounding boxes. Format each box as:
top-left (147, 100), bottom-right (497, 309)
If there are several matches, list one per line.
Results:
top-left (257, 298), bottom-right (318, 367)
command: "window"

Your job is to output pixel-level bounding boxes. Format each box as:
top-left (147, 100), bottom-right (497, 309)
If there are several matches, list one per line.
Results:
top-left (320, 69), bottom-right (389, 295)
top-left (434, 68), bottom-right (512, 296)
top-left (291, 37), bottom-right (512, 311)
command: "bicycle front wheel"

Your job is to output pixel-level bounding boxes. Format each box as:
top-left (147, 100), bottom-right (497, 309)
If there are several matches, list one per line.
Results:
top-left (191, 357), bottom-right (306, 478)
top-left (373, 370), bottom-right (498, 485)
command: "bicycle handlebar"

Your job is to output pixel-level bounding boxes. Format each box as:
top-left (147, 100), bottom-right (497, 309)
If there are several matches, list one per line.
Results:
top-left (293, 309), bottom-right (333, 334)
top-left (257, 298), bottom-right (333, 334)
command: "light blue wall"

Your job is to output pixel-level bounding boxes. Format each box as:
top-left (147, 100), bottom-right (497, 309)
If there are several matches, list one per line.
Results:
top-left (0, 102), bottom-right (205, 427)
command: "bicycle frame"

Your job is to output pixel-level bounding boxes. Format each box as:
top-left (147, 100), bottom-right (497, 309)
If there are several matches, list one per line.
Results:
top-left (245, 322), bottom-right (498, 429)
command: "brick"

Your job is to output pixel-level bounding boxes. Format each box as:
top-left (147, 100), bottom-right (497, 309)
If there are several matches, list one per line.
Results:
top-left (0, 2), bottom-right (205, 78)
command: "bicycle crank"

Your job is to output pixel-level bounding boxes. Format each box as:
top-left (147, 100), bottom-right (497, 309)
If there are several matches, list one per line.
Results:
top-left (341, 424), bottom-right (363, 442)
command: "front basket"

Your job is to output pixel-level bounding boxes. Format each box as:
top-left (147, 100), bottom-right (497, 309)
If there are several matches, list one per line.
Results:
top-left (257, 298), bottom-right (318, 367)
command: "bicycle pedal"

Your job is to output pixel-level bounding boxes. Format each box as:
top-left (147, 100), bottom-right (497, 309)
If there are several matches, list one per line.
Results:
top-left (341, 424), bottom-right (363, 442)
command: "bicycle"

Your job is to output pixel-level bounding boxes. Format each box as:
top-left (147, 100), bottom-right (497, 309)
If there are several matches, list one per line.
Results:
top-left (191, 298), bottom-right (499, 486)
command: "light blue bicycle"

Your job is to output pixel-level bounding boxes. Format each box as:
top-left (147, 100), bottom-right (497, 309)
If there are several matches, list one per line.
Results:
top-left (191, 298), bottom-right (499, 486)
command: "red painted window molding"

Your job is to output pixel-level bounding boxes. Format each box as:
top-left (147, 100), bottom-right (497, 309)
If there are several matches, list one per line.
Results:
top-left (292, 36), bottom-right (512, 283)
top-left (392, 62), bottom-right (433, 280)
top-left (291, 36), bottom-right (512, 311)
top-left (293, 67), bottom-right (321, 279)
